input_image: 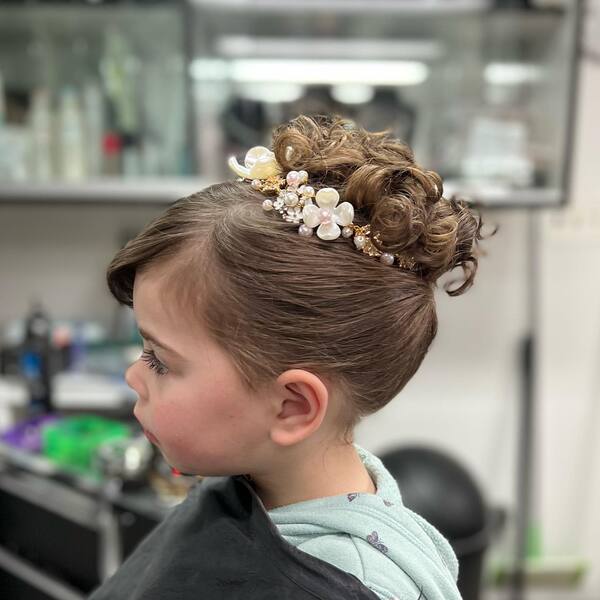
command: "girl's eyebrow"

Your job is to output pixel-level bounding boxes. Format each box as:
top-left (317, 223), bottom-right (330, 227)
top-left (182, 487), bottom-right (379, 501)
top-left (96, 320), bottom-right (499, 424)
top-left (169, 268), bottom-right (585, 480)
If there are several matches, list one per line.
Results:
top-left (137, 326), bottom-right (183, 359)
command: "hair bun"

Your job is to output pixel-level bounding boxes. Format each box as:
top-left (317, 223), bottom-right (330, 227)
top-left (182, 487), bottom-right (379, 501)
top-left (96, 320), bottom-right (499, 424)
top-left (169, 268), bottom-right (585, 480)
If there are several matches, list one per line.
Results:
top-left (272, 114), bottom-right (496, 296)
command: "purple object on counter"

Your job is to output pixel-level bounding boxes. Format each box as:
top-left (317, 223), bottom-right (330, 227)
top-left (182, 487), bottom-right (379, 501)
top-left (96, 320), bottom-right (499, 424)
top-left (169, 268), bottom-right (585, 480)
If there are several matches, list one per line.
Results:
top-left (1, 414), bottom-right (60, 452)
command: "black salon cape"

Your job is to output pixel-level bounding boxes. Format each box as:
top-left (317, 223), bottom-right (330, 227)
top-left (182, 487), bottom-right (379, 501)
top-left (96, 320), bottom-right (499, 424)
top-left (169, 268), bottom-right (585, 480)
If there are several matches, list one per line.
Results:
top-left (88, 474), bottom-right (381, 600)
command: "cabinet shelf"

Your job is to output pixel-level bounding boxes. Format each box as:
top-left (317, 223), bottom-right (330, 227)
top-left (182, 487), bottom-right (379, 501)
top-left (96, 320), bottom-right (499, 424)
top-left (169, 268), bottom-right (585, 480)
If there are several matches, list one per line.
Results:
top-left (0, 178), bottom-right (214, 204)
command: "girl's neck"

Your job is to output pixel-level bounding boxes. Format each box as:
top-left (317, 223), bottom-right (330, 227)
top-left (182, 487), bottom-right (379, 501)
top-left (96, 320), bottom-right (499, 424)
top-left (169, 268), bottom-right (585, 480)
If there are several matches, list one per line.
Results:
top-left (246, 442), bottom-right (377, 511)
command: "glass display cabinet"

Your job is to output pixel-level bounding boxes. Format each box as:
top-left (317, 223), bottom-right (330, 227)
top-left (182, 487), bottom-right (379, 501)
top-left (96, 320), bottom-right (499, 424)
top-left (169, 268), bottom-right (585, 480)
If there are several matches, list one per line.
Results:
top-left (0, 1), bottom-right (196, 201)
top-left (0, 0), bottom-right (582, 206)
top-left (188, 0), bottom-right (581, 207)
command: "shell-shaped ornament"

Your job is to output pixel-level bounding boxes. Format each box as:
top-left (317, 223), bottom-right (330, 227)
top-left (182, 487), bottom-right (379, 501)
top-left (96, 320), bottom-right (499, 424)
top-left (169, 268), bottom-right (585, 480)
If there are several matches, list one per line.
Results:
top-left (228, 146), bottom-right (281, 180)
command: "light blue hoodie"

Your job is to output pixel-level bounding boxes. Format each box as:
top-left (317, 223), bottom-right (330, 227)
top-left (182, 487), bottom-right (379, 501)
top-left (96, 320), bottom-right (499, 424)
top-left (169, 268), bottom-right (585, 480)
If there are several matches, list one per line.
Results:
top-left (267, 443), bottom-right (462, 600)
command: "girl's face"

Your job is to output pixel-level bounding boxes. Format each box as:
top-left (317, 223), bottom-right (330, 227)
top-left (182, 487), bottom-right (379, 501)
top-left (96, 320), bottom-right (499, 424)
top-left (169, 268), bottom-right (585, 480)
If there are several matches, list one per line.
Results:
top-left (125, 266), bottom-right (275, 476)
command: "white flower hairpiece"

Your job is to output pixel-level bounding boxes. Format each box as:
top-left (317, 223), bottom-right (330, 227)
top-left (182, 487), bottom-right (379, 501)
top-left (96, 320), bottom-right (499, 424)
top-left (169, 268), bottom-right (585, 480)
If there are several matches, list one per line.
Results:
top-left (228, 145), bottom-right (417, 270)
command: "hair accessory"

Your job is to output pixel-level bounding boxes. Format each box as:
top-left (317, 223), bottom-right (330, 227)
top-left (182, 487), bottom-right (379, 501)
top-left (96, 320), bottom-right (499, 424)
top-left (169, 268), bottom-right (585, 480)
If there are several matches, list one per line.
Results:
top-left (228, 145), bottom-right (417, 270)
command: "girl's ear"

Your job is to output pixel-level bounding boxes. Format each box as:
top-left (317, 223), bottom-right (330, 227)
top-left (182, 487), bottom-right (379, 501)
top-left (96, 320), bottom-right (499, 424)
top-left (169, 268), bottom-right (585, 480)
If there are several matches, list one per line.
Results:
top-left (269, 369), bottom-right (329, 447)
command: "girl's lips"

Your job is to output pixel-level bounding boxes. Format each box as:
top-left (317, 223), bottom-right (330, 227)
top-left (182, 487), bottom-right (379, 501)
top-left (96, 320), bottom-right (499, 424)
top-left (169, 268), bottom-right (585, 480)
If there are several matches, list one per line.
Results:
top-left (143, 429), bottom-right (159, 445)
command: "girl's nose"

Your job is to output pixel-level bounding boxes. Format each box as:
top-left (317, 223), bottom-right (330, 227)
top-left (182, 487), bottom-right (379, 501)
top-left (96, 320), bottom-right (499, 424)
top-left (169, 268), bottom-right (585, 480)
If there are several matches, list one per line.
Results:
top-left (125, 359), bottom-right (148, 400)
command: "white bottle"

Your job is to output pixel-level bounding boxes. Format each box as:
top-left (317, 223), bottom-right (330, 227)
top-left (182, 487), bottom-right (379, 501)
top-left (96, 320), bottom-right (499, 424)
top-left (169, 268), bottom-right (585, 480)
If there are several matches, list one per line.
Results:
top-left (57, 87), bottom-right (86, 181)
top-left (82, 81), bottom-right (104, 178)
top-left (0, 69), bottom-right (29, 182)
top-left (28, 88), bottom-right (53, 180)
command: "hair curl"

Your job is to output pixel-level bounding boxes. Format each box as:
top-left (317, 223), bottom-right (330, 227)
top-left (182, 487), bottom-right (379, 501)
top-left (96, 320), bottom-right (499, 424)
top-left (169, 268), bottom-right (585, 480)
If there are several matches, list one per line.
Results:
top-left (107, 114), bottom-right (497, 443)
top-left (272, 114), bottom-right (494, 296)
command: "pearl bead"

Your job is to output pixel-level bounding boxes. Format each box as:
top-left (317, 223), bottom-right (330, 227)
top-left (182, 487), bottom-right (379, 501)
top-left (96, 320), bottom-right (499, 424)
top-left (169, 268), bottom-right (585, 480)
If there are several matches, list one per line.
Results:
top-left (262, 199), bottom-right (274, 211)
top-left (286, 171), bottom-right (300, 186)
top-left (298, 170), bottom-right (308, 183)
top-left (298, 224), bottom-right (313, 237)
top-left (300, 185), bottom-right (315, 198)
top-left (354, 235), bottom-right (366, 249)
top-left (284, 191), bottom-right (298, 206)
top-left (380, 253), bottom-right (395, 266)
top-left (251, 179), bottom-right (262, 189)
top-left (342, 226), bottom-right (354, 238)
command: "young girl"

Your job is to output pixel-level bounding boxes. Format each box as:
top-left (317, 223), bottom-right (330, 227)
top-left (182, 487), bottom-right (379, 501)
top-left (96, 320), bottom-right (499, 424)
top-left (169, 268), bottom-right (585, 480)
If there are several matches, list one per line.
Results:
top-left (90, 114), bottom-right (492, 600)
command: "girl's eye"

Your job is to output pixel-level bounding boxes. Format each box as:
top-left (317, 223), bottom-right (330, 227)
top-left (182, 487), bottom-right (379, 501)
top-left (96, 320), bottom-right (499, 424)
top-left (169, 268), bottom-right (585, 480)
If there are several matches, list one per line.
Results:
top-left (141, 349), bottom-right (169, 376)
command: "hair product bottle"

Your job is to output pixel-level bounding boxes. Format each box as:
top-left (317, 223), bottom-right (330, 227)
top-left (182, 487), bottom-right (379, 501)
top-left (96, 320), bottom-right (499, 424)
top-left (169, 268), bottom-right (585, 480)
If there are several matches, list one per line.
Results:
top-left (20, 302), bottom-right (53, 415)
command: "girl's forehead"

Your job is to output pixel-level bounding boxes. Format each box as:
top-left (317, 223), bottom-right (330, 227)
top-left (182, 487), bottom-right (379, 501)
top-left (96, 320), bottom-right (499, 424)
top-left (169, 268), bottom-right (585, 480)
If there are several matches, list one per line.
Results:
top-left (133, 267), bottom-right (207, 344)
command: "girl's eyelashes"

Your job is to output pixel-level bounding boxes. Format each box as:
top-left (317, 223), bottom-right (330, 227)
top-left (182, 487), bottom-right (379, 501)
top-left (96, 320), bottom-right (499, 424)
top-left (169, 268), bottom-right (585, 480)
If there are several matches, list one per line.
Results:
top-left (141, 348), bottom-right (169, 376)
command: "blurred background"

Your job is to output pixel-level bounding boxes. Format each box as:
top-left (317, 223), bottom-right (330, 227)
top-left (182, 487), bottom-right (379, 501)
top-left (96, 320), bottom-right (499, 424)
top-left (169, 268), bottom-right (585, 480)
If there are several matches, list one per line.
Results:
top-left (0, 0), bottom-right (597, 599)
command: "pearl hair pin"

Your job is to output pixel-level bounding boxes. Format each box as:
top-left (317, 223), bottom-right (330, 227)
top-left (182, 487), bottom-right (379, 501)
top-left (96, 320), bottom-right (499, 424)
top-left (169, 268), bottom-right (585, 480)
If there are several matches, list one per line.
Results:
top-left (228, 145), bottom-right (417, 271)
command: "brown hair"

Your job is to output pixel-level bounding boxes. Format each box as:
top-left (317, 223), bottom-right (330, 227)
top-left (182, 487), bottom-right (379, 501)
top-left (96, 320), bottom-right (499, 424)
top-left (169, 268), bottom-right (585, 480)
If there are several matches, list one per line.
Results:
top-left (107, 114), bottom-right (496, 443)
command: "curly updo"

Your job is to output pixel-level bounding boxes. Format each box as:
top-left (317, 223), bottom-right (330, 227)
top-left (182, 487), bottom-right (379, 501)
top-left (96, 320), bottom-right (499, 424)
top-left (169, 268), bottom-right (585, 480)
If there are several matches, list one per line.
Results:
top-left (107, 114), bottom-right (496, 442)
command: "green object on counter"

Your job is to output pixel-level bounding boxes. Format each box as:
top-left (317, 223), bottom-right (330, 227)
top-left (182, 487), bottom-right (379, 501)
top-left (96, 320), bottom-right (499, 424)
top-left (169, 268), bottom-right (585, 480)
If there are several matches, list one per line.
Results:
top-left (42, 415), bottom-right (130, 474)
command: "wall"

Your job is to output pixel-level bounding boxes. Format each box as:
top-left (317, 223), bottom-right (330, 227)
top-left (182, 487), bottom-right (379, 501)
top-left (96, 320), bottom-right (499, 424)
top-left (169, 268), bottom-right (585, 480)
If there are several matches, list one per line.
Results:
top-left (532, 2), bottom-right (600, 597)
top-left (0, 203), bottom-right (162, 327)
